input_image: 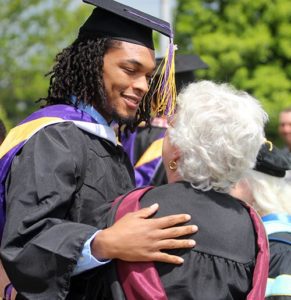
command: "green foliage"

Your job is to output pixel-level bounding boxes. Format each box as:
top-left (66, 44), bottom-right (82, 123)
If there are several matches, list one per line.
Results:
top-left (0, 104), bottom-right (11, 131)
top-left (0, 0), bottom-right (92, 125)
top-left (175, 0), bottom-right (291, 146)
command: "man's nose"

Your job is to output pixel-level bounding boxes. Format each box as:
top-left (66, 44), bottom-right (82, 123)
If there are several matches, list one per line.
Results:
top-left (133, 76), bottom-right (149, 95)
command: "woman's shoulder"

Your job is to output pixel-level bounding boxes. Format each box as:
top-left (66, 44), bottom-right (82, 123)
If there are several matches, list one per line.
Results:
top-left (141, 181), bottom-right (252, 221)
top-left (139, 182), bottom-right (191, 209)
top-left (141, 181), bottom-right (257, 264)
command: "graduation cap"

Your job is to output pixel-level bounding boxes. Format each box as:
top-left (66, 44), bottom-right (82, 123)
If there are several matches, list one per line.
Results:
top-left (80, 0), bottom-right (172, 49)
top-left (156, 54), bottom-right (208, 93)
top-left (254, 141), bottom-right (291, 177)
top-left (80, 0), bottom-right (177, 116)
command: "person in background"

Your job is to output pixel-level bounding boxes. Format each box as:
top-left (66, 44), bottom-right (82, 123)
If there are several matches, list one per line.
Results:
top-left (122, 54), bottom-right (208, 186)
top-left (0, 120), bottom-right (6, 145)
top-left (278, 107), bottom-right (291, 155)
top-left (278, 107), bottom-right (291, 182)
top-left (109, 80), bottom-right (269, 299)
top-left (1, 120), bottom-right (13, 300)
top-left (0, 1), bottom-right (197, 299)
top-left (231, 141), bottom-right (291, 299)
top-left (0, 120), bottom-right (11, 300)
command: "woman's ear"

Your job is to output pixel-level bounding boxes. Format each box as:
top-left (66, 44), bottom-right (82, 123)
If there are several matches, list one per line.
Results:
top-left (172, 146), bottom-right (181, 162)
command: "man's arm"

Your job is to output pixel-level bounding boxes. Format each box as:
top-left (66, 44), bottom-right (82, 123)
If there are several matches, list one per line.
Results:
top-left (92, 204), bottom-right (197, 264)
top-left (72, 207), bottom-right (196, 276)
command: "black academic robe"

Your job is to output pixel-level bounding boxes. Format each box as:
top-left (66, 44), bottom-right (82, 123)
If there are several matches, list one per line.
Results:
top-left (0, 122), bottom-right (134, 300)
top-left (138, 182), bottom-right (257, 300)
top-left (267, 232), bottom-right (291, 300)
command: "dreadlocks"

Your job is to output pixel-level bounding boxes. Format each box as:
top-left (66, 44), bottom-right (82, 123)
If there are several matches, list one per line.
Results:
top-left (41, 38), bottom-right (153, 131)
top-left (42, 38), bottom-right (108, 109)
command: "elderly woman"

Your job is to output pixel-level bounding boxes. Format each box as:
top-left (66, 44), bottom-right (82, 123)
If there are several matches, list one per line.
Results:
top-left (106, 80), bottom-right (269, 300)
top-left (231, 142), bottom-right (291, 299)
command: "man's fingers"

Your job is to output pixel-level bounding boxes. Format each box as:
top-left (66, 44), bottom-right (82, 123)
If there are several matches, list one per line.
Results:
top-left (149, 214), bottom-right (192, 228)
top-left (157, 225), bottom-right (198, 239)
top-left (134, 208), bottom-right (192, 228)
top-left (157, 238), bottom-right (196, 250)
top-left (135, 203), bottom-right (159, 218)
top-left (151, 252), bottom-right (185, 265)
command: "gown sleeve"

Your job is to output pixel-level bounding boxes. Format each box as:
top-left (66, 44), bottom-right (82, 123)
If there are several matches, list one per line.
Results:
top-left (0, 122), bottom-right (98, 300)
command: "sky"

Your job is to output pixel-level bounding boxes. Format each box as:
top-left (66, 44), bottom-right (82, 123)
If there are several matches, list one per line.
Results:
top-left (118, 0), bottom-right (176, 21)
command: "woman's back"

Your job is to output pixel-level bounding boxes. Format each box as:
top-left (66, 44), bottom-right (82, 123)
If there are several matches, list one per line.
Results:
top-left (140, 181), bottom-right (257, 300)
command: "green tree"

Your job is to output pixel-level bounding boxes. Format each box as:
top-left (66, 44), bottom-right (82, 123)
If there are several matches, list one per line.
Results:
top-left (175, 0), bottom-right (291, 145)
top-left (0, 104), bottom-right (11, 131)
top-left (0, 0), bottom-right (91, 125)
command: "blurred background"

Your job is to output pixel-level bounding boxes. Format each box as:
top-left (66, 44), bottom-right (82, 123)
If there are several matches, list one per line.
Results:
top-left (0, 0), bottom-right (290, 145)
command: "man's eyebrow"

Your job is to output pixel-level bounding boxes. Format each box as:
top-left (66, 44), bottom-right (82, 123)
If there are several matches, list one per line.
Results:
top-left (125, 59), bottom-right (143, 67)
top-left (124, 59), bottom-right (156, 72)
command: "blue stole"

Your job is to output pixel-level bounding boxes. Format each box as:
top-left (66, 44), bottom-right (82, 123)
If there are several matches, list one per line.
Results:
top-left (262, 213), bottom-right (291, 239)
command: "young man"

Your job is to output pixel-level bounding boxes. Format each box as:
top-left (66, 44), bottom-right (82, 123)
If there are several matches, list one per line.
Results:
top-left (0, 1), bottom-right (196, 299)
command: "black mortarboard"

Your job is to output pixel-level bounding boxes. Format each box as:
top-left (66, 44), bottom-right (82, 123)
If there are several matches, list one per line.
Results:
top-left (254, 141), bottom-right (291, 177)
top-left (79, 0), bottom-right (172, 50)
top-left (156, 54), bottom-right (208, 93)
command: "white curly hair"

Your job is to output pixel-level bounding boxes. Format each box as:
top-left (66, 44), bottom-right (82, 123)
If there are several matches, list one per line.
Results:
top-left (239, 170), bottom-right (291, 215)
top-left (168, 80), bottom-right (268, 192)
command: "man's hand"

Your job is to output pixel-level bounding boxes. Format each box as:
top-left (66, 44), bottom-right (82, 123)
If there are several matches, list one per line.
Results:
top-left (91, 203), bottom-right (197, 264)
top-left (0, 261), bottom-right (16, 300)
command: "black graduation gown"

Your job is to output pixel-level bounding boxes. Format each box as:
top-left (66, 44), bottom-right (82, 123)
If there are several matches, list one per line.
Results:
top-left (138, 182), bottom-right (257, 300)
top-left (0, 122), bottom-right (135, 300)
top-left (267, 232), bottom-right (291, 300)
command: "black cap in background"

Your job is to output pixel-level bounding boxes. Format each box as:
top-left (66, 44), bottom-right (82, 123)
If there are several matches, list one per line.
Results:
top-left (254, 141), bottom-right (291, 177)
top-left (156, 54), bottom-right (208, 93)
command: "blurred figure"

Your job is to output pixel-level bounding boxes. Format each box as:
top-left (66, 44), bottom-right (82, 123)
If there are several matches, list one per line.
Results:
top-left (231, 141), bottom-right (291, 299)
top-left (278, 107), bottom-right (291, 154)
top-left (122, 54), bottom-right (208, 186)
top-left (278, 107), bottom-right (291, 182)
top-left (111, 81), bottom-right (269, 299)
top-left (0, 120), bottom-right (6, 145)
top-left (0, 119), bottom-right (14, 299)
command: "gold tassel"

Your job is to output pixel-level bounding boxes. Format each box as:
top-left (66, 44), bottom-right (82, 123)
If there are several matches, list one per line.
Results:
top-left (149, 44), bottom-right (177, 117)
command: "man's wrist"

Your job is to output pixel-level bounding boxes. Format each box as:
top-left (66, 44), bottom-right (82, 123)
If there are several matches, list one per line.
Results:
top-left (91, 228), bottom-right (116, 260)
